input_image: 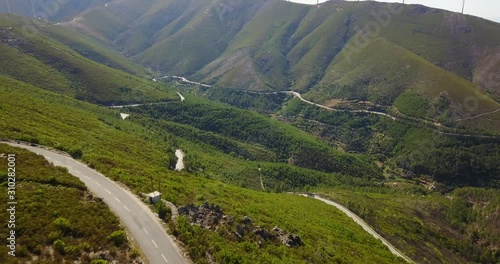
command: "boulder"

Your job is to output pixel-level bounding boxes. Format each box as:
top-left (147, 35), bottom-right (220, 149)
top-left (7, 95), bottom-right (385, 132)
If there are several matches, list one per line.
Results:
top-left (253, 227), bottom-right (274, 241)
top-left (285, 234), bottom-right (304, 247)
top-left (242, 216), bottom-right (252, 225)
top-left (236, 225), bottom-right (246, 237)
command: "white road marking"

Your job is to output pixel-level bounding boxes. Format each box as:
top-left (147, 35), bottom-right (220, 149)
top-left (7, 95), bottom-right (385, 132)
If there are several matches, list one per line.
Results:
top-left (85, 176), bottom-right (91, 179)
top-left (162, 254), bottom-right (168, 263)
top-left (124, 206), bottom-right (131, 212)
top-left (105, 189), bottom-right (111, 194)
top-left (95, 182), bottom-right (102, 187)
top-left (143, 228), bottom-right (149, 235)
top-left (114, 197), bottom-right (121, 203)
top-left (152, 240), bottom-right (158, 248)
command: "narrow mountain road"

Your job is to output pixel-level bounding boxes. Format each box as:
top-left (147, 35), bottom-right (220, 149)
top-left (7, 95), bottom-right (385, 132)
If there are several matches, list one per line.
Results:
top-left (108, 102), bottom-right (162, 109)
top-left (285, 91), bottom-right (397, 120)
top-left (5, 142), bottom-right (187, 264)
top-left (161, 76), bottom-right (396, 120)
top-left (455, 107), bottom-right (500, 121)
top-left (299, 194), bottom-right (415, 263)
top-left (163, 76), bottom-right (499, 139)
top-left (161, 76), bottom-right (212, 88)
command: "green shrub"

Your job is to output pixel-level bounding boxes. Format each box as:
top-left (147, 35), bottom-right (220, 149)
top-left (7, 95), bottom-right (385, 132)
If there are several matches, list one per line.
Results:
top-left (69, 148), bottom-right (83, 159)
top-left (64, 245), bottom-right (80, 256)
top-left (48, 230), bottom-right (62, 242)
top-left (107, 230), bottom-right (127, 247)
top-left (83, 242), bottom-right (91, 252)
top-left (53, 239), bottom-right (66, 254)
top-left (91, 260), bottom-right (109, 264)
top-left (130, 248), bottom-right (140, 258)
top-left (156, 202), bottom-right (172, 221)
top-left (53, 217), bottom-right (72, 235)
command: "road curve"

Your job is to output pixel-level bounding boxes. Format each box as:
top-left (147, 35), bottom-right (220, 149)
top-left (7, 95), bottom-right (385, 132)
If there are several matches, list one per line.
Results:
top-left (166, 76), bottom-right (500, 138)
top-left (299, 194), bottom-right (414, 263)
top-left (5, 142), bottom-right (187, 264)
top-left (161, 76), bottom-right (397, 120)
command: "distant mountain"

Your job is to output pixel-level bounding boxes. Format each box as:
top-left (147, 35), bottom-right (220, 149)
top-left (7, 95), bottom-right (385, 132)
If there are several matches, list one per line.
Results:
top-left (0, 0), bottom-right (111, 22)
top-left (51, 1), bottom-right (498, 128)
top-left (3, 0), bottom-right (500, 131)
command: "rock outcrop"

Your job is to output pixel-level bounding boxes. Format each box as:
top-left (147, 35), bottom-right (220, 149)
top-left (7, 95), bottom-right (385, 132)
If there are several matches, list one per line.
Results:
top-left (178, 202), bottom-right (304, 247)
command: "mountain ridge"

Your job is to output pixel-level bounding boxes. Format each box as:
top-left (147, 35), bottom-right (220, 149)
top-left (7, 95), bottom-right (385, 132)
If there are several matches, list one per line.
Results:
top-left (43, 0), bottom-right (500, 133)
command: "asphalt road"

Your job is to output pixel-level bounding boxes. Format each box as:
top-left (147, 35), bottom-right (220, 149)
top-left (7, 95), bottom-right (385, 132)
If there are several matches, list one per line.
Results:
top-left (299, 194), bottom-right (414, 263)
top-left (6, 142), bottom-right (186, 264)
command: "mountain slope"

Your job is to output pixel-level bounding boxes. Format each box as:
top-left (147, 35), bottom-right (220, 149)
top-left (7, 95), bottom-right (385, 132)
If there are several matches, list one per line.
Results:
top-left (58, 0), bottom-right (500, 132)
top-left (0, 0), bottom-right (110, 22)
top-left (0, 14), bottom-right (173, 104)
top-left (307, 37), bottom-right (500, 131)
top-left (0, 74), bottom-right (403, 264)
top-left (64, 0), bottom-right (500, 95)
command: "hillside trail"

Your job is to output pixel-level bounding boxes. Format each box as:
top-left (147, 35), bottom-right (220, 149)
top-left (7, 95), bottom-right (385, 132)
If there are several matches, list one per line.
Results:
top-left (455, 107), bottom-right (500, 121)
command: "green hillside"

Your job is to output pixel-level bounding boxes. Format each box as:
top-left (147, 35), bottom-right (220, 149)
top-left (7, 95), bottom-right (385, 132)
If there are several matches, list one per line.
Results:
top-left (57, 0), bottom-right (500, 132)
top-left (0, 0), bottom-right (110, 22)
top-left (42, 24), bottom-right (150, 75)
top-left (61, 0), bottom-right (500, 96)
top-left (0, 15), bottom-right (172, 105)
top-left (0, 1), bottom-right (499, 263)
top-left (320, 187), bottom-right (500, 264)
top-left (308, 38), bottom-right (500, 131)
top-left (0, 75), bottom-right (404, 263)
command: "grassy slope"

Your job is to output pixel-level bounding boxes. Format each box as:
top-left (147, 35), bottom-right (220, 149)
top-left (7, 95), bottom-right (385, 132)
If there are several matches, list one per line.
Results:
top-left (129, 93), bottom-right (381, 179)
top-left (195, 1), bottom-right (309, 90)
top-left (378, 4), bottom-right (500, 98)
top-left (66, 0), bottom-right (500, 97)
top-left (0, 0), bottom-right (111, 22)
top-left (308, 38), bottom-right (500, 131)
top-left (0, 15), bottom-right (174, 104)
top-left (135, 0), bottom-right (267, 75)
top-left (42, 24), bottom-right (150, 75)
top-left (0, 144), bottom-right (136, 263)
top-left (0, 76), bottom-right (402, 263)
top-left (319, 187), bottom-right (499, 264)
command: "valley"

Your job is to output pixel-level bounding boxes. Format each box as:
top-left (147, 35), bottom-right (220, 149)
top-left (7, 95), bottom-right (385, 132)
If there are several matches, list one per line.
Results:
top-left (0, 0), bottom-right (499, 263)
top-left (168, 75), bottom-right (500, 139)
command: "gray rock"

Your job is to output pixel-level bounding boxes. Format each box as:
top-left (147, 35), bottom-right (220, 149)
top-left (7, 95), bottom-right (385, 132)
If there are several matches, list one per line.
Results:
top-left (242, 216), bottom-right (252, 225)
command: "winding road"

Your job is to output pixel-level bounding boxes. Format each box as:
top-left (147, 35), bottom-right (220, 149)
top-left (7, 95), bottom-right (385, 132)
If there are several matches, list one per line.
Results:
top-left (299, 194), bottom-right (414, 263)
top-left (163, 76), bottom-right (499, 139)
top-left (5, 142), bottom-right (187, 264)
top-left (161, 76), bottom-right (212, 88)
top-left (285, 91), bottom-right (397, 120)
